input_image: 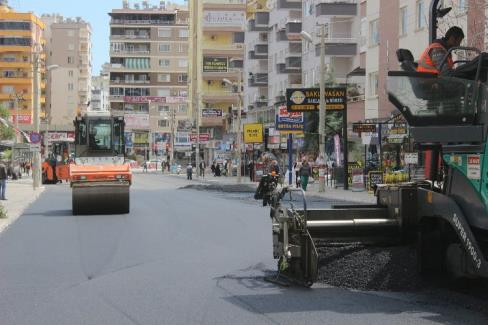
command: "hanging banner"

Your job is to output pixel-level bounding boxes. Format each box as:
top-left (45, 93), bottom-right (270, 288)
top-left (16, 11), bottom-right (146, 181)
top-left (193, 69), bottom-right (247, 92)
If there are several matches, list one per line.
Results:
top-left (124, 113), bottom-right (150, 130)
top-left (202, 108), bottom-right (223, 117)
top-left (124, 96), bottom-right (166, 103)
top-left (334, 134), bottom-right (341, 166)
top-left (243, 123), bottom-right (264, 144)
top-left (286, 87), bottom-right (346, 112)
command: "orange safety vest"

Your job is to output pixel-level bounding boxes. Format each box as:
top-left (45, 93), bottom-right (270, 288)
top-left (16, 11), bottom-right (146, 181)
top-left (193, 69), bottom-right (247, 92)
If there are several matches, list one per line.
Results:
top-left (417, 42), bottom-right (453, 74)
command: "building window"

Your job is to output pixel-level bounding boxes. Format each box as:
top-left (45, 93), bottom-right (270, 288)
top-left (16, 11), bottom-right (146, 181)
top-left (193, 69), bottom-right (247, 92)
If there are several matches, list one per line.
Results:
top-left (2, 85), bottom-right (14, 93)
top-left (68, 56), bottom-right (74, 64)
top-left (416, 1), bottom-right (426, 29)
top-left (69, 70), bottom-right (74, 77)
top-left (178, 104), bottom-right (187, 113)
top-left (159, 59), bottom-right (170, 67)
top-left (158, 105), bottom-right (170, 113)
top-left (158, 120), bottom-right (169, 127)
top-left (157, 88), bottom-right (170, 97)
top-left (179, 29), bottom-right (189, 38)
top-left (159, 43), bottom-right (171, 52)
top-left (178, 74), bottom-right (188, 83)
top-left (360, 18), bottom-right (367, 52)
top-left (399, 7), bottom-right (408, 36)
top-left (158, 74), bottom-right (171, 82)
top-left (68, 43), bottom-right (75, 50)
top-left (369, 19), bottom-right (379, 46)
top-left (158, 28), bottom-right (171, 38)
top-left (68, 83), bottom-right (74, 91)
top-left (178, 59), bottom-right (188, 68)
top-left (368, 72), bottom-right (378, 97)
top-left (459, 0), bottom-right (466, 11)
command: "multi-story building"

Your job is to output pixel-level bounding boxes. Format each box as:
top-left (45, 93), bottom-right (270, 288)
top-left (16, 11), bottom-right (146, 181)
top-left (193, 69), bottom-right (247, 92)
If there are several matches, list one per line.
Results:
top-left (243, 0), bottom-right (269, 125)
top-left (0, 0), bottom-right (45, 132)
top-left (190, 0), bottom-right (246, 164)
top-left (42, 14), bottom-right (92, 131)
top-left (90, 64), bottom-right (110, 112)
top-left (108, 0), bottom-right (189, 160)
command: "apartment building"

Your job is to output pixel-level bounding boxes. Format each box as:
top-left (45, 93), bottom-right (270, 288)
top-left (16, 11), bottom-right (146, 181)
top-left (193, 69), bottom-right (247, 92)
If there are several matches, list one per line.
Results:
top-left (0, 1), bottom-right (45, 132)
top-left (42, 14), bottom-right (92, 131)
top-left (244, 0), bottom-right (269, 124)
top-left (190, 0), bottom-right (246, 163)
top-left (90, 64), bottom-right (110, 112)
top-left (108, 0), bottom-right (189, 160)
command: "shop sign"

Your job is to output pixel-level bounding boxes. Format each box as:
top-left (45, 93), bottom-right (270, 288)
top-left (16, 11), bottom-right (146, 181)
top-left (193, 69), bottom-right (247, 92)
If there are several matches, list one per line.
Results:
top-left (467, 155), bottom-right (481, 180)
top-left (368, 171), bottom-right (384, 193)
top-left (133, 132), bottom-right (148, 144)
top-left (202, 108), bottom-right (223, 117)
top-left (190, 133), bottom-right (210, 143)
top-left (203, 10), bottom-right (245, 27)
top-left (12, 114), bottom-right (32, 124)
top-left (166, 97), bottom-right (187, 104)
top-left (124, 113), bottom-right (150, 130)
top-left (276, 105), bottom-right (304, 131)
top-left (203, 57), bottom-right (228, 73)
top-left (353, 123), bottom-right (376, 133)
top-left (124, 96), bottom-right (166, 103)
top-left (124, 132), bottom-right (133, 147)
top-left (175, 132), bottom-right (191, 146)
top-left (347, 162), bottom-right (361, 185)
top-left (244, 123), bottom-right (264, 144)
top-left (47, 132), bottom-right (75, 143)
top-left (286, 87), bottom-right (346, 112)
top-left (404, 152), bottom-right (418, 165)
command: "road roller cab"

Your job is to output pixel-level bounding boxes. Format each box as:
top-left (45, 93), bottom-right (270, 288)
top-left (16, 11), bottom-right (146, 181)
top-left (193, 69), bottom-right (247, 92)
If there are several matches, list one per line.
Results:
top-left (70, 113), bottom-right (131, 215)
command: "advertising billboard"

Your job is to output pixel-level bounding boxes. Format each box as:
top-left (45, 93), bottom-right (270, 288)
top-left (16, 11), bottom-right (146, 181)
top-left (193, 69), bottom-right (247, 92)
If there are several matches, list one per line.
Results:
top-left (286, 87), bottom-right (346, 112)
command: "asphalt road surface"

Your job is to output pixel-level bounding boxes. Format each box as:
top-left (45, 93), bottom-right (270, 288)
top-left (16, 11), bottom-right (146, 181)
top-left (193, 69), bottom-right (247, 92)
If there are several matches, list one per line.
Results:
top-left (0, 173), bottom-right (486, 325)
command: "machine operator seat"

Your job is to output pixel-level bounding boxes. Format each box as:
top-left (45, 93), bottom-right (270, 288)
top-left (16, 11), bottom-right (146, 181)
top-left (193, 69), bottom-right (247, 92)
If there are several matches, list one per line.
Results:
top-left (396, 49), bottom-right (418, 72)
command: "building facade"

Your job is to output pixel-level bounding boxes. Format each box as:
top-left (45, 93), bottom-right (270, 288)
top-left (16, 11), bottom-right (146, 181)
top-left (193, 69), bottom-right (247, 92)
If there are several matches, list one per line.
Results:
top-left (90, 64), bottom-right (110, 112)
top-left (0, 1), bottom-right (45, 131)
top-left (190, 0), bottom-right (246, 164)
top-left (42, 14), bottom-right (92, 131)
top-left (108, 0), bottom-right (189, 160)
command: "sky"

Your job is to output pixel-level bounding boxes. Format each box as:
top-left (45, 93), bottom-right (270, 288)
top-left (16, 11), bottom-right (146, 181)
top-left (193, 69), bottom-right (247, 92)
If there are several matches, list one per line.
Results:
top-left (12, 0), bottom-right (186, 75)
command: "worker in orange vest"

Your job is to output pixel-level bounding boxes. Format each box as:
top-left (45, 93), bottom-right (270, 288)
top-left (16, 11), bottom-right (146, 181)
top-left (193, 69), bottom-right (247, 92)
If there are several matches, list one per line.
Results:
top-left (417, 26), bottom-right (464, 74)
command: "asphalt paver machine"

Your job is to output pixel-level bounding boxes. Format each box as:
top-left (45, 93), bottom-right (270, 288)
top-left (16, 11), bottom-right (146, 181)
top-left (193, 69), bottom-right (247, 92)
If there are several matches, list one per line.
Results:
top-left (261, 0), bottom-right (488, 286)
top-left (70, 112), bottom-right (131, 215)
top-left (42, 141), bottom-right (72, 184)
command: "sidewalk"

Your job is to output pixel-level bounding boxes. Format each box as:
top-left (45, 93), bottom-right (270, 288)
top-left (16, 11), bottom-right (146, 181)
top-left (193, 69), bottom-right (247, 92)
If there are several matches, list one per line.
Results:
top-left (0, 176), bottom-right (45, 234)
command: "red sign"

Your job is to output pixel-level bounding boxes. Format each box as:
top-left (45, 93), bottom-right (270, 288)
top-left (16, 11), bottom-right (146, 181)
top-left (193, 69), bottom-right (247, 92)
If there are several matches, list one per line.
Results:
top-left (278, 105), bottom-right (302, 118)
top-left (47, 132), bottom-right (75, 142)
top-left (468, 156), bottom-right (480, 165)
top-left (124, 96), bottom-right (166, 103)
top-left (12, 115), bottom-right (32, 124)
top-left (190, 133), bottom-right (210, 142)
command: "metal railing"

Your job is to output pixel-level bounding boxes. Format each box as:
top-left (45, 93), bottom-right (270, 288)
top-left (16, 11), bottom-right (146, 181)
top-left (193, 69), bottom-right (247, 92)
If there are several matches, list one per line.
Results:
top-left (111, 19), bottom-right (175, 25)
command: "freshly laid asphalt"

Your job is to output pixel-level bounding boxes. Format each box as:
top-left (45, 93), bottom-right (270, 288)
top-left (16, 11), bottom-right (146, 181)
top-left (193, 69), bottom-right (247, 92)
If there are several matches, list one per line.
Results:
top-left (0, 173), bottom-right (486, 325)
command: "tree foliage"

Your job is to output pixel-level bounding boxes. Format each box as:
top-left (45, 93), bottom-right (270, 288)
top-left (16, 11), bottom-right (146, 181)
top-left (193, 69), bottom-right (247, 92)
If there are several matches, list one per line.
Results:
top-left (0, 105), bottom-right (14, 141)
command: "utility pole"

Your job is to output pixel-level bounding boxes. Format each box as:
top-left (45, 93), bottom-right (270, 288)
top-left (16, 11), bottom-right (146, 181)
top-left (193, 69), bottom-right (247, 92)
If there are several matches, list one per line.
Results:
top-left (318, 24), bottom-right (326, 192)
top-left (10, 91), bottom-right (24, 145)
top-left (191, 0), bottom-right (201, 177)
top-left (32, 48), bottom-right (41, 189)
top-left (236, 71), bottom-right (242, 183)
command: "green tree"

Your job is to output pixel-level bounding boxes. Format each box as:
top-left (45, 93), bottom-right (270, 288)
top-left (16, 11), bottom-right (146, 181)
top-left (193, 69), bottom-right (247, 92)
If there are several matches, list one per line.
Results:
top-left (0, 105), bottom-right (14, 141)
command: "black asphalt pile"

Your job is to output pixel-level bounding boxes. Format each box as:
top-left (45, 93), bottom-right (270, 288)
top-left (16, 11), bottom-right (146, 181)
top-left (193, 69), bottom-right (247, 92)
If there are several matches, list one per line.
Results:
top-left (180, 183), bottom-right (257, 193)
top-left (315, 242), bottom-right (488, 314)
top-left (315, 242), bottom-right (423, 291)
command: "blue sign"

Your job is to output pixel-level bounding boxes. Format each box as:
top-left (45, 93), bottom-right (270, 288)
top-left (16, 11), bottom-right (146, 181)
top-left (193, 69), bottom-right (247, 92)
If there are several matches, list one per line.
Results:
top-left (30, 132), bottom-right (41, 144)
top-left (124, 132), bottom-right (133, 148)
top-left (276, 106), bottom-right (304, 131)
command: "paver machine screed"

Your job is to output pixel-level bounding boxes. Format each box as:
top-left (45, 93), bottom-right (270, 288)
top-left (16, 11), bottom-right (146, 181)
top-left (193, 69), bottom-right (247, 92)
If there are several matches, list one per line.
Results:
top-left (259, 0), bottom-right (488, 286)
top-left (70, 113), bottom-right (131, 215)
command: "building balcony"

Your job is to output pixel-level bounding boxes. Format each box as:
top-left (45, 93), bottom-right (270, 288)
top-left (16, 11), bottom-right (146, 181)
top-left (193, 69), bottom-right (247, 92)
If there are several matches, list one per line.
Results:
top-left (254, 44), bottom-right (268, 56)
top-left (202, 0), bottom-right (246, 10)
top-left (110, 49), bottom-right (151, 56)
top-left (248, 50), bottom-right (267, 60)
top-left (110, 19), bottom-right (175, 26)
top-left (0, 77), bottom-right (30, 84)
top-left (277, 0), bottom-right (301, 9)
top-left (315, 39), bottom-right (357, 56)
top-left (202, 43), bottom-right (245, 56)
top-left (276, 63), bottom-right (301, 74)
top-left (110, 34), bottom-right (150, 40)
top-left (248, 73), bottom-right (268, 87)
top-left (316, 0), bottom-right (358, 17)
top-left (110, 79), bottom-right (151, 85)
top-left (285, 56), bottom-right (301, 69)
top-left (248, 19), bottom-right (267, 32)
top-left (289, 42), bottom-right (302, 54)
top-left (0, 45), bottom-right (31, 52)
top-left (0, 61), bottom-right (31, 69)
top-left (275, 94), bottom-right (286, 103)
top-left (109, 95), bottom-right (125, 102)
top-left (276, 29), bottom-right (301, 42)
top-left (202, 90), bottom-right (239, 103)
top-left (254, 97), bottom-right (268, 107)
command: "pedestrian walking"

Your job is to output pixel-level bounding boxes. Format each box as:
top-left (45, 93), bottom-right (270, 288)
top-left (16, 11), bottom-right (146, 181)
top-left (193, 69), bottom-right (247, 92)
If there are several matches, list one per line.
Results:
top-left (161, 161), bottom-right (165, 174)
top-left (294, 160), bottom-right (302, 188)
top-left (248, 160), bottom-right (254, 182)
top-left (0, 160), bottom-right (8, 200)
top-left (186, 163), bottom-right (193, 180)
top-left (142, 161), bottom-right (148, 173)
top-left (25, 161), bottom-right (31, 176)
top-left (215, 163), bottom-right (221, 177)
top-left (299, 160), bottom-right (311, 191)
top-left (211, 161), bottom-right (216, 176)
top-left (199, 161), bottom-right (206, 177)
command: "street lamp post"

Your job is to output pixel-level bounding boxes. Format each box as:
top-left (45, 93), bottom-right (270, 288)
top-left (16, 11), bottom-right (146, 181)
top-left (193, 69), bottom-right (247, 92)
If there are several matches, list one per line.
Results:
top-left (43, 65), bottom-right (59, 160)
top-left (32, 48), bottom-right (41, 189)
top-left (10, 91), bottom-right (24, 145)
top-left (301, 26), bottom-right (327, 192)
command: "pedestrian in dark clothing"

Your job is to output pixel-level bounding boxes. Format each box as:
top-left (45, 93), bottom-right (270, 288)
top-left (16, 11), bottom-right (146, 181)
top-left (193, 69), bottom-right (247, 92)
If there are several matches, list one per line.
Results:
top-left (142, 161), bottom-right (148, 173)
top-left (186, 163), bottom-right (193, 180)
top-left (25, 162), bottom-right (31, 176)
top-left (248, 161), bottom-right (254, 182)
top-left (299, 161), bottom-right (311, 191)
top-left (199, 161), bottom-right (206, 177)
top-left (0, 161), bottom-right (7, 200)
top-left (211, 162), bottom-right (216, 176)
top-left (215, 164), bottom-right (221, 177)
